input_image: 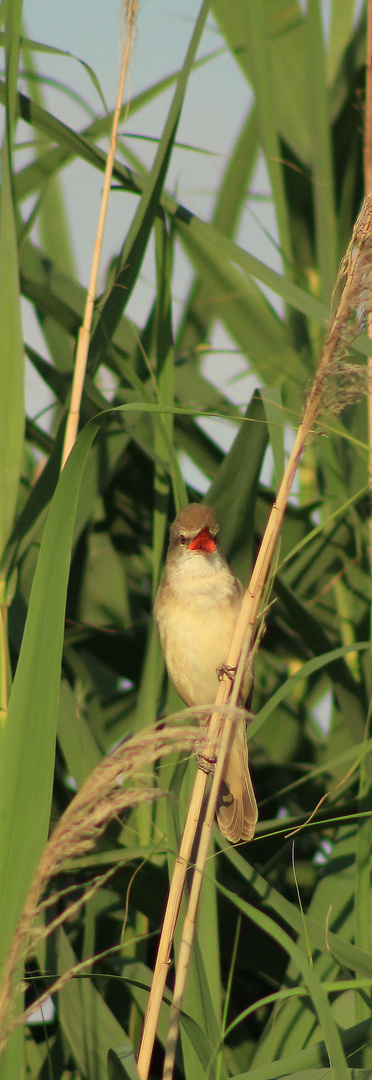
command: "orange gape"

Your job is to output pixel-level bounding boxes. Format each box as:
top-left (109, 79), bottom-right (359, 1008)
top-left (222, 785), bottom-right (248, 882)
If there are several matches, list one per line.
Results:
top-left (188, 527), bottom-right (217, 553)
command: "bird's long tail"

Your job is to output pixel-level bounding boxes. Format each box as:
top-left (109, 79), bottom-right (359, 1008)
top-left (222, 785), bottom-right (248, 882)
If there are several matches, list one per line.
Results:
top-left (217, 716), bottom-right (257, 843)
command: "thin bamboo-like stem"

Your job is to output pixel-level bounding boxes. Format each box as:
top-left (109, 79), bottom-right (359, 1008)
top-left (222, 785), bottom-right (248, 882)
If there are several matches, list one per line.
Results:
top-left (364, 1), bottom-right (372, 614)
top-left (365, 1), bottom-right (372, 194)
top-left (139, 194), bottom-right (372, 1079)
top-left (138, 371), bottom-right (324, 1080)
top-left (136, 699), bottom-right (234, 1080)
top-left (161, 416), bottom-right (319, 1080)
top-left (60, 1), bottom-right (137, 471)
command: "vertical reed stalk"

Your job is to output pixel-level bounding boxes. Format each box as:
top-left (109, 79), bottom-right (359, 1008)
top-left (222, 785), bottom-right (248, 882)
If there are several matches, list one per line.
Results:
top-left (160, 405), bottom-right (320, 1080)
top-left (138, 193), bottom-right (372, 1079)
top-left (138, 375), bottom-right (327, 1080)
top-left (365, 1), bottom-right (372, 613)
top-left (61, 1), bottom-right (137, 470)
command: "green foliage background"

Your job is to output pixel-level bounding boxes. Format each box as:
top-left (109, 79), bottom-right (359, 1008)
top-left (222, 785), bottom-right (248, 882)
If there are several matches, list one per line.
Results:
top-left (1, 1), bottom-right (372, 1078)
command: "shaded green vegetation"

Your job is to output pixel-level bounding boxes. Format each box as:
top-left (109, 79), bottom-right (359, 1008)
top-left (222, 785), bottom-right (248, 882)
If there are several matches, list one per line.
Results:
top-left (1, 1), bottom-right (372, 1078)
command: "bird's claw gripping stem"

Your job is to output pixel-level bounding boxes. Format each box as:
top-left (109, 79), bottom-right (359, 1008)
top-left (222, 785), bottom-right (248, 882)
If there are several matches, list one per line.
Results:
top-left (217, 662), bottom-right (237, 685)
top-left (196, 751), bottom-right (217, 775)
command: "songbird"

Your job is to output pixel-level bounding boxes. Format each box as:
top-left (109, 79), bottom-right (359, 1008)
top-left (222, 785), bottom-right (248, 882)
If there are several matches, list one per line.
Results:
top-left (154, 503), bottom-right (257, 843)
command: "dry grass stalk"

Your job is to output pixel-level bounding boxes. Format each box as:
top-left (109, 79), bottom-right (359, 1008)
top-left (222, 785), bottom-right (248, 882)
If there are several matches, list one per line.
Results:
top-left (364, 2), bottom-right (372, 603)
top-left (365, 1), bottom-right (372, 193)
top-left (138, 195), bottom-right (372, 1080)
top-left (137, 702), bottom-right (249, 1080)
top-left (136, 770), bottom-right (208, 1078)
top-left (61, 0), bottom-right (137, 471)
top-left (0, 723), bottom-right (201, 1055)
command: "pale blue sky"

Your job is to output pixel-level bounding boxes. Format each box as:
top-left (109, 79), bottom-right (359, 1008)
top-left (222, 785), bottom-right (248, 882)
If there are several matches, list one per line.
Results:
top-left (21, 2), bottom-right (258, 280)
top-left (19, 1), bottom-right (280, 475)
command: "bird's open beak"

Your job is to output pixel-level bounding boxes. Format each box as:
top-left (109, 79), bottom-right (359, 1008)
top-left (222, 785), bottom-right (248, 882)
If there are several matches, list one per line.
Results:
top-left (188, 527), bottom-right (217, 553)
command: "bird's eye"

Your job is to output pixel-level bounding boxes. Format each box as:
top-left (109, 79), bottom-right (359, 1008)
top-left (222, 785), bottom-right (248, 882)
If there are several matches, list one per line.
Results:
top-left (179, 535), bottom-right (187, 545)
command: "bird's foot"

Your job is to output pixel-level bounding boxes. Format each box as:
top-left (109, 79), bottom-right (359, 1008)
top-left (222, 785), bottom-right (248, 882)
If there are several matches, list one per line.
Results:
top-left (217, 662), bottom-right (236, 684)
top-left (196, 751), bottom-right (217, 775)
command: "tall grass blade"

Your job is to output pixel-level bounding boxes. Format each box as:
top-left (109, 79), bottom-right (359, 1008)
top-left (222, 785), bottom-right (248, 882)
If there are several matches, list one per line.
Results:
top-left (0, 0), bottom-right (24, 562)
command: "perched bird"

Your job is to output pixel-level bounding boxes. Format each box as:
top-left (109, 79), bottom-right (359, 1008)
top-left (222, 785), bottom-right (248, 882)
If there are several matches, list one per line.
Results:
top-left (154, 503), bottom-right (257, 843)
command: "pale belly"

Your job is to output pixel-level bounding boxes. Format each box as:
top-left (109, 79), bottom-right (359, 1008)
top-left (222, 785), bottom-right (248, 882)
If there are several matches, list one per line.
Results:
top-left (161, 594), bottom-right (241, 708)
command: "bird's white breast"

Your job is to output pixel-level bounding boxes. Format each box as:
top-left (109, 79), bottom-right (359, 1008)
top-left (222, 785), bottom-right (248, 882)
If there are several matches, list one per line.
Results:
top-left (155, 550), bottom-right (242, 708)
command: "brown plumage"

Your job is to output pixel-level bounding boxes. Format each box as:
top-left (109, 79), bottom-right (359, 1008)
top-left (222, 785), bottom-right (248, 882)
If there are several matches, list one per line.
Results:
top-left (154, 503), bottom-right (257, 843)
